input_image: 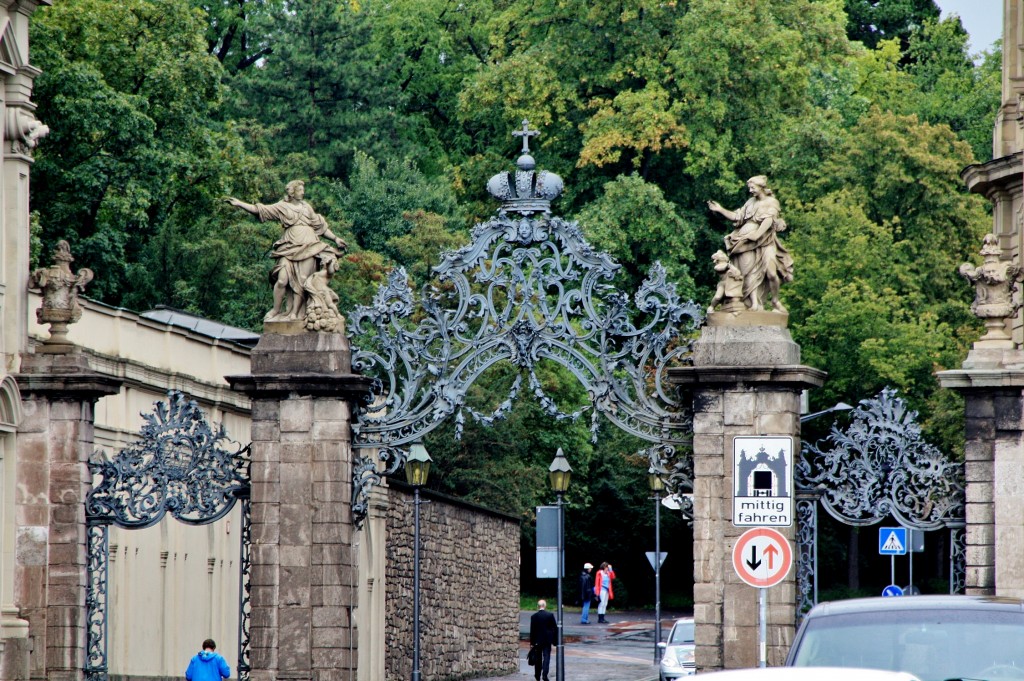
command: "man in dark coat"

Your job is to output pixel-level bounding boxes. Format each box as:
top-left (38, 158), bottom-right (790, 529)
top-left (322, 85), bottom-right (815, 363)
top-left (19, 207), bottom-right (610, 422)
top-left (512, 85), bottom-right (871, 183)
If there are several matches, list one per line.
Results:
top-left (529, 599), bottom-right (557, 681)
top-left (579, 563), bottom-right (594, 624)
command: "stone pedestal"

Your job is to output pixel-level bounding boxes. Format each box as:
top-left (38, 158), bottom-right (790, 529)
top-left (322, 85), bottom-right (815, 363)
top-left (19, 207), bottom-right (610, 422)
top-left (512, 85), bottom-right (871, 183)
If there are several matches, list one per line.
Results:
top-left (227, 333), bottom-right (374, 681)
top-left (669, 313), bottom-right (823, 671)
top-left (14, 352), bottom-right (122, 681)
top-left (938, 346), bottom-right (1024, 596)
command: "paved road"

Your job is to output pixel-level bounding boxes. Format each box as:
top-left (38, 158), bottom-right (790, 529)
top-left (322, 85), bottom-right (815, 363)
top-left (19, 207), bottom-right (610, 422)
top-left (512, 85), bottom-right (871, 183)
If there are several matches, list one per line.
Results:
top-left (472, 610), bottom-right (689, 681)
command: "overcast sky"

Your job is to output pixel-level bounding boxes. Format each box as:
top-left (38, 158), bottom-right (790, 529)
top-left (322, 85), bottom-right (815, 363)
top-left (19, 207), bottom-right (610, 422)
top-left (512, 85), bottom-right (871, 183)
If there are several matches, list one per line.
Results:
top-left (935, 0), bottom-right (1002, 53)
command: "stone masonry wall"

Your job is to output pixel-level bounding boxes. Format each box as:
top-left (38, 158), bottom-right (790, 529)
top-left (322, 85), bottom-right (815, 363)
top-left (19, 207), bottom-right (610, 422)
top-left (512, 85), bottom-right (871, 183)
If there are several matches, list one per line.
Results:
top-left (385, 484), bottom-right (519, 681)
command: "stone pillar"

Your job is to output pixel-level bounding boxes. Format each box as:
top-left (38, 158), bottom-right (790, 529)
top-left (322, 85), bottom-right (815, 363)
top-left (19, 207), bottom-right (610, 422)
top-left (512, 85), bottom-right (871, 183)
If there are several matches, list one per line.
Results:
top-left (938, 348), bottom-right (1024, 596)
top-left (227, 333), bottom-right (374, 681)
top-left (355, 485), bottom-right (387, 681)
top-left (669, 313), bottom-right (823, 671)
top-left (14, 353), bottom-right (121, 681)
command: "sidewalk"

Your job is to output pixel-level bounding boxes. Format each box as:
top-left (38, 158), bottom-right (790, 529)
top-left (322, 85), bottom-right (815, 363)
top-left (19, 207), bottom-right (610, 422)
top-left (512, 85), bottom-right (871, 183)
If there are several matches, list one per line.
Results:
top-left (471, 610), bottom-right (684, 681)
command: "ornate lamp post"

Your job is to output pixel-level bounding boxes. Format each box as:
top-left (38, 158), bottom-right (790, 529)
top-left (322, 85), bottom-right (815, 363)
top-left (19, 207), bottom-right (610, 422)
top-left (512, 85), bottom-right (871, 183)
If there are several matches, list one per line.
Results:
top-left (648, 466), bottom-right (666, 663)
top-left (548, 448), bottom-right (572, 681)
top-left (405, 442), bottom-right (432, 681)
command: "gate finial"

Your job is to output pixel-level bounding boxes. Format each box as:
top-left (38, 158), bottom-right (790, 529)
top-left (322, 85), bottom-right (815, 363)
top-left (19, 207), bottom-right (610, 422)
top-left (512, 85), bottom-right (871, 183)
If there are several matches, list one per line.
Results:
top-left (486, 121), bottom-right (564, 216)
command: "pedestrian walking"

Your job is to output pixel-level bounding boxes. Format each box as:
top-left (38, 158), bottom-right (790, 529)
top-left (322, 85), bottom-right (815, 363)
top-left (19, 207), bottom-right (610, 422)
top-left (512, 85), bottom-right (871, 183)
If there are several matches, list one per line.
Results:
top-left (529, 599), bottom-right (557, 681)
top-left (579, 562), bottom-right (594, 624)
top-left (593, 562), bottom-right (616, 624)
top-left (185, 639), bottom-right (230, 681)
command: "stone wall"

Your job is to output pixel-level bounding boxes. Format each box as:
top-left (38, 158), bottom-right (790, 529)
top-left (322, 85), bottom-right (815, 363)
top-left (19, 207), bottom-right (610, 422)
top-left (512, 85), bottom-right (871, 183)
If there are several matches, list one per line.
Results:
top-left (385, 483), bottom-right (519, 681)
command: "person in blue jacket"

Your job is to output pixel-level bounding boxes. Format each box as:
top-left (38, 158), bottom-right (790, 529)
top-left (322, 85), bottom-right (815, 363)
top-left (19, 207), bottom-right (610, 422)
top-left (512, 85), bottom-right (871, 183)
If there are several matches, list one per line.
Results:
top-left (185, 639), bottom-right (231, 681)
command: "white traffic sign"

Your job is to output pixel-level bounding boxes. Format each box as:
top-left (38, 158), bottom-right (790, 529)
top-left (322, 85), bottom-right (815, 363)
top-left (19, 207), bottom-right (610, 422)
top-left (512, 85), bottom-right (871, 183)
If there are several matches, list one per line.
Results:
top-left (732, 527), bottom-right (793, 588)
top-left (645, 551), bottom-right (668, 570)
top-left (733, 436), bottom-right (793, 527)
top-left (879, 527), bottom-right (907, 556)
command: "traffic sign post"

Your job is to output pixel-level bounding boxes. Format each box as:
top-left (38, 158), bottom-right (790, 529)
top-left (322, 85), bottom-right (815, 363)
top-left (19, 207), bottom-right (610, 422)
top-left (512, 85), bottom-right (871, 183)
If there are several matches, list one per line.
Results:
top-left (879, 527), bottom-right (907, 593)
top-left (732, 527), bottom-right (794, 588)
top-left (733, 437), bottom-right (794, 527)
top-left (732, 527), bottom-right (794, 669)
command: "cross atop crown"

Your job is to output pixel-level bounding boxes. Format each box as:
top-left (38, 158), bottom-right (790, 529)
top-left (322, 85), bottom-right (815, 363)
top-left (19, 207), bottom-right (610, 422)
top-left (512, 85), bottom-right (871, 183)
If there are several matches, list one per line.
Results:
top-left (486, 120), bottom-right (563, 216)
top-left (512, 119), bottom-right (539, 154)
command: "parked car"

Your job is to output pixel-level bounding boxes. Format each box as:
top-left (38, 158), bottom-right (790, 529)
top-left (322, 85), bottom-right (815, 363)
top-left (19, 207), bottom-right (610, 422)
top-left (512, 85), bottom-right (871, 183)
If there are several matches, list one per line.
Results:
top-left (699, 668), bottom-right (920, 681)
top-left (786, 595), bottom-right (1024, 681)
top-left (658, 617), bottom-right (695, 680)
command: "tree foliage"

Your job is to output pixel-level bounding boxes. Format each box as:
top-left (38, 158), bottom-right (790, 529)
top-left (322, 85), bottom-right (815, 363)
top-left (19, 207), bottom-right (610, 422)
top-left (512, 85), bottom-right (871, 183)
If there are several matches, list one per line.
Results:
top-left (28, 0), bottom-right (1004, 596)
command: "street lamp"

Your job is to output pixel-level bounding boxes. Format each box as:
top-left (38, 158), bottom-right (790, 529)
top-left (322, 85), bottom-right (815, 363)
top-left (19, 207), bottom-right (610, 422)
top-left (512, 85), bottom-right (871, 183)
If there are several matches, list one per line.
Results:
top-left (800, 401), bottom-right (853, 423)
top-left (548, 448), bottom-right (572, 681)
top-left (648, 466), bottom-right (666, 663)
top-left (405, 442), bottom-right (432, 681)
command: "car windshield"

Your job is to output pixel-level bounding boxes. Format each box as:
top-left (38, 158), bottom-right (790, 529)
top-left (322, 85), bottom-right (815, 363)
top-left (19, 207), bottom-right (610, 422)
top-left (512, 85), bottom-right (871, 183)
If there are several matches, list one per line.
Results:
top-left (669, 621), bottom-right (695, 644)
top-left (790, 609), bottom-right (1024, 681)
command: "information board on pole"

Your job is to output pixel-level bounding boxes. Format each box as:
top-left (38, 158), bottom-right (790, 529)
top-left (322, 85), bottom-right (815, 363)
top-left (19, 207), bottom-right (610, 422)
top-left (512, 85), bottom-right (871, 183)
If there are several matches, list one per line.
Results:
top-left (733, 436), bottom-right (793, 527)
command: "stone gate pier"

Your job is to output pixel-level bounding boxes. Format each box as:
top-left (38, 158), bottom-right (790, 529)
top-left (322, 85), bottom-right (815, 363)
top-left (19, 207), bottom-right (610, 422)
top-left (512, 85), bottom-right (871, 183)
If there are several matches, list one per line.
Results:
top-left (228, 332), bottom-right (373, 681)
top-left (670, 312), bottom-right (823, 671)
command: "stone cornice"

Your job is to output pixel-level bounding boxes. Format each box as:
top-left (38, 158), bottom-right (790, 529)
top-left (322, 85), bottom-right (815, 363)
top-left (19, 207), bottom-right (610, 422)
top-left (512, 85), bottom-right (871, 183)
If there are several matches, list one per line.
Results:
top-left (15, 371), bottom-right (122, 401)
top-left (936, 367), bottom-right (1024, 391)
top-left (226, 373), bottom-right (376, 402)
top-left (961, 152), bottom-right (1024, 197)
top-left (668, 365), bottom-right (827, 390)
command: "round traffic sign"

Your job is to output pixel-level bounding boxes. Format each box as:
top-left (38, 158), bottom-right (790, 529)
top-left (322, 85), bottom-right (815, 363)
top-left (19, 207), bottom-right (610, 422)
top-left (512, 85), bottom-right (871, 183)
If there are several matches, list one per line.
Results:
top-left (732, 527), bottom-right (793, 588)
top-left (882, 584), bottom-right (904, 597)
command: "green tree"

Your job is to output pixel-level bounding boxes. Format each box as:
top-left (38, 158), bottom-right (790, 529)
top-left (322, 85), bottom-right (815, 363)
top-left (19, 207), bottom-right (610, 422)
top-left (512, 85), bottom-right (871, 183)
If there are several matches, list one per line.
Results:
top-left (843, 0), bottom-right (939, 50)
top-left (228, 0), bottom-right (427, 179)
top-left (31, 0), bottom-right (271, 310)
top-left (576, 174), bottom-right (696, 297)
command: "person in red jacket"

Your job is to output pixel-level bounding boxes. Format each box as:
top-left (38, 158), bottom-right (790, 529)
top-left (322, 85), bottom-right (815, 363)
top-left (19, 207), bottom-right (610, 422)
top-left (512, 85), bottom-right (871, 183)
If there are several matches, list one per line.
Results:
top-left (593, 562), bottom-right (616, 624)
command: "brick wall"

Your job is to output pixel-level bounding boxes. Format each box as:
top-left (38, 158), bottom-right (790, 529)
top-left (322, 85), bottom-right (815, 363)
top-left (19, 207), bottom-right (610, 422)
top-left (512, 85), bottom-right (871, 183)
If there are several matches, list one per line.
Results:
top-left (385, 483), bottom-right (519, 681)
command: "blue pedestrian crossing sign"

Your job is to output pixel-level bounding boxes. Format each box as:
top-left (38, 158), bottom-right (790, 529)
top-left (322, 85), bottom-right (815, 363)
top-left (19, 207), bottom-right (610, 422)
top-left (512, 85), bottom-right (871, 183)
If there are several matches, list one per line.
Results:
top-left (882, 584), bottom-right (904, 597)
top-left (879, 527), bottom-right (908, 556)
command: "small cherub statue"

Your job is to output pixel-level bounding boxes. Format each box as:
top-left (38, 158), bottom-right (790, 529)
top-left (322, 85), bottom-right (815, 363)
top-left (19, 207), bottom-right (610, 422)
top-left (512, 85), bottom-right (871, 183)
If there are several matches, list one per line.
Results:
top-left (708, 249), bottom-right (745, 314)
top-left (959, 233), bottom-right (1023, 344)
top-left (302, 251), bottom-right (345, 333)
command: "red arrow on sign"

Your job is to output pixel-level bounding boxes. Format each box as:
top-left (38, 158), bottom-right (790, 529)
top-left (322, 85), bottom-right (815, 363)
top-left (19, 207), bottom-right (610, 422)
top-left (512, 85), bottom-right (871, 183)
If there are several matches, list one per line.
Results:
top-left (763, 543), bottom-right (778, 570)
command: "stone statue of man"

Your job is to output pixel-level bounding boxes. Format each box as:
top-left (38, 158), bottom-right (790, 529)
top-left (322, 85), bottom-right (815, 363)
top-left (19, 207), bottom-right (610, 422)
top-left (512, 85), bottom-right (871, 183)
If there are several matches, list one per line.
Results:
top-left (225, 180), bottom-right (347, 323)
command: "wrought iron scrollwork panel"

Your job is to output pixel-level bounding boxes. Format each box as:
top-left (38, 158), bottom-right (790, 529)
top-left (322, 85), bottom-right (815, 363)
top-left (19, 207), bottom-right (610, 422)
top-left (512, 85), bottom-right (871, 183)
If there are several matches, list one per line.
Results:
top-left (795, 388), bottom-right (966, 607)
top-left (84, 523), bottom-right (109, 681)
top-left (85, 392), bottom-right (251, 681)
top-left (795, 496), bottom-right (818, 622)
top-left (348, 133), bottom-right (702, 527)
top-left (86, 391), bottom-right (251, 528)
top-left (796, 388), bottom-right (965, 531)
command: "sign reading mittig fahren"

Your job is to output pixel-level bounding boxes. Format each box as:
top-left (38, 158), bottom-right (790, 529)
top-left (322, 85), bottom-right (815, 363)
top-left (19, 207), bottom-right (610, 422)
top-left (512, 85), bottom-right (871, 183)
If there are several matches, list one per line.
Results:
top-left (733, 436), bottom-right (794, 527)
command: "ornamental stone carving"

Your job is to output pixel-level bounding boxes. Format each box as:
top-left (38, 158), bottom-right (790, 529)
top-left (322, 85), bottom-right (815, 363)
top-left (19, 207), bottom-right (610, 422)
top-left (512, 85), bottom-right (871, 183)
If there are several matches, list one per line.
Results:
top-left (958, 233), bottom-right (1022, 346)
top-left (29, 240), bottom-right (93, 352)
top-left (6, 108), bottom-right (49, 155)
top-left (707, 175), bottom-right (794, 313)
top-left (225, 180), bottom-right (347, 332)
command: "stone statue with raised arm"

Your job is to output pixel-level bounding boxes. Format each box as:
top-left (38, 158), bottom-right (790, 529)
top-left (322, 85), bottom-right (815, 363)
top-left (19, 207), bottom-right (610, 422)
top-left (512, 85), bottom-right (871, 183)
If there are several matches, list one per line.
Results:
top-left (707, 175), bottom-right (794, 313)
top-left (225, 180), bottom-right (348, 326)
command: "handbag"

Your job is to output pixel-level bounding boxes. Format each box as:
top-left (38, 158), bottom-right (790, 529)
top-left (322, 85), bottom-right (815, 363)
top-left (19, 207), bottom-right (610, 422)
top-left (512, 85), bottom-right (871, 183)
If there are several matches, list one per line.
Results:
top-left (527, 644), bottom-right (540, 666)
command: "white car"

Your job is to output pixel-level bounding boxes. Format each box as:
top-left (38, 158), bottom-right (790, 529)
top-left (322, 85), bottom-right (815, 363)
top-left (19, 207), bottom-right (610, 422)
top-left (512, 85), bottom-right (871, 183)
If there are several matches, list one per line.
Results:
top-left (787, 595), bottom-right (1024, 681)
top-left (698, 668), bottom-right (920, 680)
top-left (658, 617), bottom-right (695, 680)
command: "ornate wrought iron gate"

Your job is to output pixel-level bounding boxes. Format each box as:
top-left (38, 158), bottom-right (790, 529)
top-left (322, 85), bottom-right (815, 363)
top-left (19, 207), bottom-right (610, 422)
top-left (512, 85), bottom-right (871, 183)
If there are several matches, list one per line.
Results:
top-left (346, 123), bottom-right (704, 526)
top-left (795, 389), bottom-right (966, 615)
top-left (84, 392), bottom-right (252, 681)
